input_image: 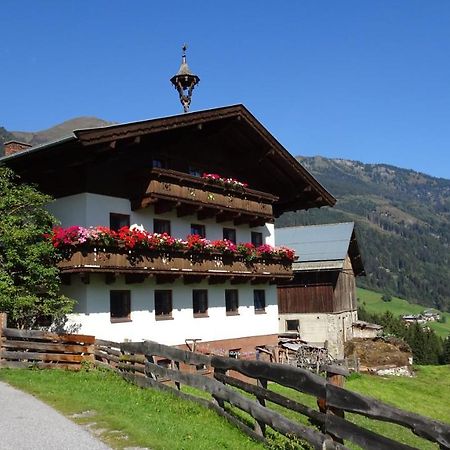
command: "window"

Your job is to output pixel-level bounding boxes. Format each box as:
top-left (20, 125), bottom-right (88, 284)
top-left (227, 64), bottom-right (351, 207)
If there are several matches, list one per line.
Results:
top-left (110, 213), bottom-right (130, 231)
top-left (254, 289), bottom-right (266, 313)
top-left (154, 219), bottom-right (171, 235)
top-left (110, 290), bottom-right (131, 321)
top-left (229, 348), bottom-right (241, 359)
top-left (152, 159), bottom-right (165, 168)
top-left (189, 166), bottom-right (202, 177)
top-left (223, 228), bottom-right (236, 244)
top-left (191, 223), bottom-right (206, 238)
top-left (193, 289), bottom-right (208, 317)
top-left (225, 289), bottom-right (239, 315)
top-left (155, 290), bottom-right (172, 319)
top-left (286, 319), bottom-right (300, 332)
top-left (251, 231), bottom-right (263, 247)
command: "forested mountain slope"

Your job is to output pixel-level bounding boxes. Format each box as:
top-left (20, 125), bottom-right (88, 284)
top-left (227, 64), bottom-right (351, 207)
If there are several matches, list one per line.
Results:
top-left (277, 157), bottom-right (450, 312)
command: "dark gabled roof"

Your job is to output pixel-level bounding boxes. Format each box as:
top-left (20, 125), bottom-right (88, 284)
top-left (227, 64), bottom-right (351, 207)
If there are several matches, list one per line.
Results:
top-left (275, 222), bottom-right (365, 276)
top-left (0, 105), bottom-right (335, 214)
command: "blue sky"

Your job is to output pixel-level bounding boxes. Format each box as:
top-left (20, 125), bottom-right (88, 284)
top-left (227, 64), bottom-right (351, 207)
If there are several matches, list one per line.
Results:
top-left (1, 1), bottom-right (449, 178)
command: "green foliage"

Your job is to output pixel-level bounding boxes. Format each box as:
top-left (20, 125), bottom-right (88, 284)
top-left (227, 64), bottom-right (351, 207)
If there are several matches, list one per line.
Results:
top-left (442, 337), bottom-right (450, 364)
top-left (0, 167), bottom-right (74, 328)
top-left (382, 293), bottom-right (392, 302)
top-left (277, 156), bottom-right (450, 312)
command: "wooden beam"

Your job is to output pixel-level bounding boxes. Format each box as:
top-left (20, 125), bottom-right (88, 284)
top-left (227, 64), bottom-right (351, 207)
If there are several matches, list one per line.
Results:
top-left (80, 273), bottom-right (90, 284)
top-left (131, 196), bottom-right (157, 211)
top-left (251, 277), bottom-right (269, 285)
top-left (156, 274), bottom-right (180, 284)
top-left (177, 204), bottom-right (202, 218)
top-left (197, 208), bottom-right (217, 220)
top-left (183, 274), bottom-right (208, 284)
top-left (105, 273), bottom-right (116, 285)
top-left (125, 273), bottom-right (146, 284)
top-left (208, 276), bottom-right (229, 285)
top-left (250, 218), bottom-right (267, 228)
top-left (155, 199), bottom-right (179, 215)
top-left (230, 276), bottom-right (250, 285)
top-left (234, 215), bottom-right (257, 226)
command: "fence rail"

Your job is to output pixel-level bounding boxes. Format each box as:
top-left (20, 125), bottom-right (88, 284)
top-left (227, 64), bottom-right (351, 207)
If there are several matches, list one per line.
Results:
top-left (95, 339), bottom-right (450, 450)
top-left (0, 326), bottom-right (94, 370)
top-left (0, 313), bottom-right (448, 450)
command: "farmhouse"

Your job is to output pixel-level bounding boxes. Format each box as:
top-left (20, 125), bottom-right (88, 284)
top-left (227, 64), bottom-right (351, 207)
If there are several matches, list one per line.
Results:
top-left (1, 105), bottom-right (335, 357)
top-left (275, 222), bottom-right (364, 358)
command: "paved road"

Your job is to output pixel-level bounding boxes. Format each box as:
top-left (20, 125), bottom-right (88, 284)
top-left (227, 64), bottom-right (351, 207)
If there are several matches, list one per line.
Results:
top-left (0, 381), bottom-right (112, 450)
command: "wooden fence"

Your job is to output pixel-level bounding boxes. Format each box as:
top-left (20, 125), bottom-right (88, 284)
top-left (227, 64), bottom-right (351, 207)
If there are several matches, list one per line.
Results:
top-left (0, 324), bottom-right (94, 371)
top-left (95, 339), bottom-right (450, 450)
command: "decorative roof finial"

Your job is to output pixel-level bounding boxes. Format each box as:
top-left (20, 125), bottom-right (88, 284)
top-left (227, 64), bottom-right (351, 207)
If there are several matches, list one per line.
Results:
top-left (170, 44), bottom-right (200, 113)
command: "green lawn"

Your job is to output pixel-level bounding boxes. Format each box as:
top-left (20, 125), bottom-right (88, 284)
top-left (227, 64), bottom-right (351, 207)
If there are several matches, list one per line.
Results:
top-left (0, 368), bottom-right (264, 450)
top-left (269, 365), bottom-right (450, 450)
top-left (357, 287), bottom-right (450, 338)
top-left (1, 365), bottom-right (449, 450)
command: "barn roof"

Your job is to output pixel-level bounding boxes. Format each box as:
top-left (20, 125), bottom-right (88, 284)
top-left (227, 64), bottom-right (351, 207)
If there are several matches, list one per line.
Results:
top-left (275, 222), bottom-right (365, 276)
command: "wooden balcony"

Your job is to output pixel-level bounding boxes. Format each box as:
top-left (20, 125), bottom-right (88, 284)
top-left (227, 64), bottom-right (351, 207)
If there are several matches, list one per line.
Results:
top-left (58, 248), bottom-right (293, 284)
top-left (131, 168), bottom-right (278, 226)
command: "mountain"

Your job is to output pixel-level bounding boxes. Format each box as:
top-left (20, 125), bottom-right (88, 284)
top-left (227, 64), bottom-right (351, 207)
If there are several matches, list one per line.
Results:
top-left (276, 156), bottom-right (450, 312)
top-left (0, 117), bottom-right (113, 156)
top-left (0, 127), bottom-right (17, 156)
top-left (11, 117), bottom-right (113, 147)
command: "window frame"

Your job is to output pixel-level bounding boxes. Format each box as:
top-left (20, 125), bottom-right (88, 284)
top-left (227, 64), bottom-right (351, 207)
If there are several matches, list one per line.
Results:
top-left (253, 289), bottom-right (266, 314)
top-left (190, 223), bottom-right (206, 238)
top-left (286, 319), bottom-right (300, 332)
top-left (251, 231), bottom-right (263, 247)
top-left (193, 289), bottom-right (209, 318)
top-left (225, 289), bottom-right (239, 316)
top-left (154, 290), bottom-right (173, 320)
top-left (110, 290), bottom-right (131, 322)
top-left (223, 227), bottom-right (237, 244)
top-left (109, 213), bottom-right (130, 232)
top-left (153, 218), bottom-right (171, 235)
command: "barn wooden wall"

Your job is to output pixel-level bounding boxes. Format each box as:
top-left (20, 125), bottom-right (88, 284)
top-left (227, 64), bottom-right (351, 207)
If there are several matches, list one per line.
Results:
top-left (277, 256), bottom-right (356, 314)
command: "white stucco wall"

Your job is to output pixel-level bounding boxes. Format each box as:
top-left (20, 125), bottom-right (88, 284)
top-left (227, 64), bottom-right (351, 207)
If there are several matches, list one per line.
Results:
top-left (63, 275), bottom-right (278, 345)
top-left (48, 193), bottom-right (274, 245)
top-left (51, 192), bottom-right (279, 344)
top-left (278, 310), bottom-right (358, 358)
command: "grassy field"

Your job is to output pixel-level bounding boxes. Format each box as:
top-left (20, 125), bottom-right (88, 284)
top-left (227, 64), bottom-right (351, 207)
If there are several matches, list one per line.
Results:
top-left (0, 368), bottom-right (264, 450)
top-left (357, 287), bottom-right (450, 338)
top-left (270, 365), bottom-right (450, 450)
top-left (1, 365), bottom-right (449, 449)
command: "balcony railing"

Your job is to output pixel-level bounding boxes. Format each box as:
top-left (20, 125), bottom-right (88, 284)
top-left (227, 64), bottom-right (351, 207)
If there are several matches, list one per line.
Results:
top-left (131, 168), bottom-right (278, 226)
top-left (58, 247), bottom-right (293, 283)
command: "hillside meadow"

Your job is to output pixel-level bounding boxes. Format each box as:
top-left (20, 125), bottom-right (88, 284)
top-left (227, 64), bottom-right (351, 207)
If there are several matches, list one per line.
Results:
top-left (357, 287), bottom-right (450, 338)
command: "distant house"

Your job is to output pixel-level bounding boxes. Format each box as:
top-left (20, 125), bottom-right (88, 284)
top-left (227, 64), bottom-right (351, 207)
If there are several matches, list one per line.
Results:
top-left (275, 222), bottom-right (365, 359)
top-left (352, 320), bottom-right (382, 339)
top-left (401, 315), bottom-right (426, 325)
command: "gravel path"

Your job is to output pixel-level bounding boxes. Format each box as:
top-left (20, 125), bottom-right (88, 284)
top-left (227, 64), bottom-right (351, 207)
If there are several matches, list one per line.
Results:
top-left (0, 381), bottom-right (112, 450)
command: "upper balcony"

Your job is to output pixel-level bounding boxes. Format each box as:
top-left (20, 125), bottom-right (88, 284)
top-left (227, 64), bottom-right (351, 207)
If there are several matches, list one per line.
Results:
top-left (131, 168), bottom-right (278, 227)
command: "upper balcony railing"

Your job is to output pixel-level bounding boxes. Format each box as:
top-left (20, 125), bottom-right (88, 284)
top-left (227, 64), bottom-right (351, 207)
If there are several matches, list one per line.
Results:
top-left (131, 168), bottom-right (278, 226)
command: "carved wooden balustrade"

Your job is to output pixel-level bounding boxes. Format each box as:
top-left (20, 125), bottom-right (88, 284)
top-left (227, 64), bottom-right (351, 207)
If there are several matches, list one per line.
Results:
top-left (57, 247), bottom-right (293, 283)
top-left (131, 168), bottom-right (278, 226)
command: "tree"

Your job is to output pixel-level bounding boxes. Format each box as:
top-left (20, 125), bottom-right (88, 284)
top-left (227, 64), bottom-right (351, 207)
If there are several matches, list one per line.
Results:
top-left (0, 167), bottom-right (74, 328)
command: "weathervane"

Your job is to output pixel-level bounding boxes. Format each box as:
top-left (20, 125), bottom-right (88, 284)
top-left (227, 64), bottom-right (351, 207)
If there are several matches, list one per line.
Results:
top-left (170, 44), bottom-right (200, 113)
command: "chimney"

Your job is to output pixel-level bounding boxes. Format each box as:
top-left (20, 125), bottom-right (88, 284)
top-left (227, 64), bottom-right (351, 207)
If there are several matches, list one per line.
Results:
top-left (4, 140), bottom-right (32, 156)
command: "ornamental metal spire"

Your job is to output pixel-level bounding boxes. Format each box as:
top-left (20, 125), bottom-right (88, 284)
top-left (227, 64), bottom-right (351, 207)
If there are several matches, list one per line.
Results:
top-left (170, 44), bottom-right (200, 113)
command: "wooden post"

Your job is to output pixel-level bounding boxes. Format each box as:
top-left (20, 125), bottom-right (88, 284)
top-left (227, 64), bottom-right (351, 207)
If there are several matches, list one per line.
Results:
top-left (254, 378), bottom-right (268, 437)
top-left (0, 312), bottom-right (6, 333)
top-left (212, 367), bottom-right (226, 409)
top-left (319, 364), bottom-right (348, 444)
